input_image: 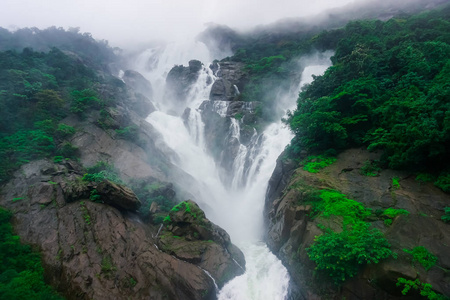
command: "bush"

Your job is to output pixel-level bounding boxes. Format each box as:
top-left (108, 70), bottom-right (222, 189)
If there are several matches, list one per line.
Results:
top-left (307, 190), bottom-right (393, 284)
top-left (403, 246), bottom-right (437, 270)
top-left (82, 161), bottom-right (122, 183)
top-left (308, 223), bottom-right (393, 284)
top-left (434, 174), bottom-right (450, 193)
top-left (397, 278), bottom-right (446, 300)
top-left (302, 155), bottom-right (337, 173)
top-left (0, 208), bottom-right (62, 299)
top-left (442, 207), bottom-right (450, 223)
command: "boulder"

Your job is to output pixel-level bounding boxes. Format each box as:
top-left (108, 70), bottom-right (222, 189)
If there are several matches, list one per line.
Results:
top-left (0, 161), bottom-right (217, 300)
top-left (209, 61), bottom-right (246, 101)
top-left (165, 60), bottom-right (203, 103)
top-left (122, 70), bottom-right (153, 97)
top-left (96, 180), bottom-right (141, 211)
top-left (158, 200), bottom-right (245, 288)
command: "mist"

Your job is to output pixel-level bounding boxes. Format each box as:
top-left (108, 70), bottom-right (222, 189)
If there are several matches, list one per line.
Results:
top-left (1, 0), bottom-right (360, 48)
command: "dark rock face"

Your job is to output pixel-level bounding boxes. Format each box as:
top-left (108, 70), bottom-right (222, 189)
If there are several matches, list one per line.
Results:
top-left (122, 70), bottom-right (153, 97)
top-left (96, 180), bottom-right (141, 211)
top-left (158, 200), bottom-right (245, 288)
top-left (199, 100), bottom-right (261, 183)
top-left (165, 60), bottom-right (203, 103)
top-left (106, 70), bottom-right (157, 118)
top-left (0, 160), bottom-right (217, 300)
top-left (209, 61), bottom-right (246, 101)
top-left (265, 148), bottom-right (450, 299)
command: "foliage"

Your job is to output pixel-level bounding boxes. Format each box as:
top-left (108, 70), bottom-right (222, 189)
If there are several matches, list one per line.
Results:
top-left (360, 160), bottom-right (381, 176)
top-left (383, 208), bottom-right (410, 218)
top-left (442, 207), bottom-right (450, 223)
top-left (396, 278), bottom-right (447, 300)
top-left (82, 161), bottom-right (122, 184)
top-left (129, 179), bottom-right (175, 222)
top-left (286, 7), bottom-right (450, 175)
top-left (434, 173), bottom-right (450, 192)
top-left (392, 177), bottom-right (401, 189)
top-left (115, 125), bottom-right (139, 142)
top-left (0, 208), bottom-right (62, 299)
top-left (403, 246), bottom-right (437, 270)
top-left (307, 190), bottom-right (393, 284)
top-left (302, 155), bottom-right (337, 173)
top-left (308, 222), bottom-right (393, 284)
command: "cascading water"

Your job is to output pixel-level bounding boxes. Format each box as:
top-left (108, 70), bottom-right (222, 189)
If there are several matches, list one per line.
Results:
top-left (132, 43), bottom-right (332, 299)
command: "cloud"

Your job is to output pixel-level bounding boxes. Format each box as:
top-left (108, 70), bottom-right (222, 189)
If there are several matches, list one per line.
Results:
top-left (0, 0), bottom-right (358, 48)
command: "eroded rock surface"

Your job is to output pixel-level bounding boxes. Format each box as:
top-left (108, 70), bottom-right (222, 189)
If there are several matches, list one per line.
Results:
top-left (0, 161), bottom-right (219, 300)
top-left (265, 148), bottom-right (450, 299)
top-left (158, 200), bottom-right (246, 288)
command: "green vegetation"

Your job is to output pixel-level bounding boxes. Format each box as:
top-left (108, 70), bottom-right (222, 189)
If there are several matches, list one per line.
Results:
top-left (360, 160), bottom-right (381, 176)
top-left (442, 207), bottom-right (450, 223)
top-left (0, 43), bottom-right (122, 184)
top-left (383, 208), bottom-right (410, 218)
top-left (0, 208), bottom-right (62, 299)
top-left (306, 190), bottom-right (393, 284)
top-left (403, 246), bottom-right (438, 270)
top-left (129, 179), bottom-right (175, 223)
top-left (82, 161), bottom-right (122, 184)
top-left (302, 155), bottom-right (336, 173)
top-left (392, 177), bottom-right (401, 189)
top-left (286, 6), bottom-right (450, 179)
top-left (396, 278), bottom-right (447, 300)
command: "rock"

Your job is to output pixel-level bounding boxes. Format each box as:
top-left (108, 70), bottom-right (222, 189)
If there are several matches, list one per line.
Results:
top-left (264, 148), bottom-right (450, 299)
top-left (125, 92), bottom-right (156, 118)
top-left (158, 200), bottom-right (245, 288)
top-left (0, 162), bottom-right (217, 300)
top-left (209, 62), bottom-right (246, 101)
top-left (96, 180), bottom-right (141, 211)
top-left (165, 60), bottom-right (203, 104)
top-left (122, 70), bottom-right (153, 98)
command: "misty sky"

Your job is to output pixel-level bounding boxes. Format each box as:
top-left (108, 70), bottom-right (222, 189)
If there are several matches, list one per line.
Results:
top-left (1, 0), bottom-right (360, 47)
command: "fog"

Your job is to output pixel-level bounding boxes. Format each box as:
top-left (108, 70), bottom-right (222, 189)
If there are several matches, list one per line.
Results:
top-left (1, 0), bottom-right (359, 47)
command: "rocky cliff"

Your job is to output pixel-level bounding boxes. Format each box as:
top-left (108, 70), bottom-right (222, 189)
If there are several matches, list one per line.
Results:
top-left (265, 148), bottom-right (450, 299)
top-left (0, 159), bottom-right (245, 299)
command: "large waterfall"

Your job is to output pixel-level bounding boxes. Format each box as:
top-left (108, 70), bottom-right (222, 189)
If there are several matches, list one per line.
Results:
top-left (132, 41), bottom-right (331, 299)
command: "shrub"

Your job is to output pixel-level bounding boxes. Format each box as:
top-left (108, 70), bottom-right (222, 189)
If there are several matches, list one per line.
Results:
top-left (307, 190), bottom-right (393, 284)
top-left (442, 207), bottom-right (450, 223)
top-left (82, 161), bottom-right (122, 183)
top-left (396, 278), bottom-right (446, 300)
top-left (360, 160), bottom-right (381, 176)
top-left (0, 208), bottom-right (62, 299)
top-left (434, 174), bottom-right (450, 193)
top-left (383, 208), bottom-right (410, 218)
top-left (308, 223), bottom-right (393, 284)
top-left (392, 177), bottom-right (401, 189)
top-left (302, 155), bottom-right (337, 173)
top-left (403, 246), bottom-right (437, 271)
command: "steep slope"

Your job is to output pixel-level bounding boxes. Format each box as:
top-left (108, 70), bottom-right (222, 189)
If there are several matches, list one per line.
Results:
top-left (265, 149), bottom-right (450, 299)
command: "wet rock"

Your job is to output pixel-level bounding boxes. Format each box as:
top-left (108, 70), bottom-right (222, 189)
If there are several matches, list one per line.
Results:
top-left (265, 148), bottom-right (450, 299)
top-left (209, 61), bottom-right (246, 101)
top-left (122, 70), bottom-right (153, 97)
top-left (165, 60), bottom-right (203, 103)
top-left (158, 200), bottom-right (245, 288)
top-left (0, 162), bottom-right (217, 300)
top-left (96, 180), bottom-right (141, 211)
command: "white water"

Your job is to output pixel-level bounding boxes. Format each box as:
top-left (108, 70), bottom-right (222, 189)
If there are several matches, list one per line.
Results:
top-left (133, 43), bottom-right (331, 299)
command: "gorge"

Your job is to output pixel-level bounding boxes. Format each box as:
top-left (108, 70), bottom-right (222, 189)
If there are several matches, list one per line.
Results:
top-left (0, 1), bottom-right (449, 299)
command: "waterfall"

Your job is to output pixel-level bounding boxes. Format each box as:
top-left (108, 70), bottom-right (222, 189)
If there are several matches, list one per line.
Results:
top-left (133, 44), bottom-right (332, 299)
